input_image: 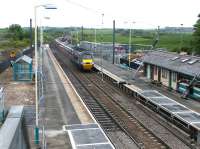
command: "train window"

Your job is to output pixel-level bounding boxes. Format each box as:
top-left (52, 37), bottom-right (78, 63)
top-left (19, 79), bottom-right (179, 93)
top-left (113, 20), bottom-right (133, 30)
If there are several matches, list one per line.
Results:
top-left (83, 54), bottom-right (92, 59)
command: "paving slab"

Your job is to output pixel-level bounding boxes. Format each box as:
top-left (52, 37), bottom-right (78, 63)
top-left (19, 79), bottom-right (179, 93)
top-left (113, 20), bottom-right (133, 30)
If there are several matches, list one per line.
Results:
top-left (176, 112), bottom-right (200, 123)
top-left (64, 123), bottom-right (114, 149)
top-left (141, 90), bottom-right (162, 97)
top-left (149, 97), bottom-right (176, 105)
top-left (162, 104), bottom-right (190, 113)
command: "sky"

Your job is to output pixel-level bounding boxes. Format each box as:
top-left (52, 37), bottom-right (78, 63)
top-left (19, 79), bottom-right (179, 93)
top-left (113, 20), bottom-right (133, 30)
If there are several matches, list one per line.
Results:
top-left (0, 0), bottom-right (199, 29)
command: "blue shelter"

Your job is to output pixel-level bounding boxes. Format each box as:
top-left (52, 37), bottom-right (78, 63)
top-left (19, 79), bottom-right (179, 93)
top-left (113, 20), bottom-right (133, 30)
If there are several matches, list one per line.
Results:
top-left (12, 55), bottom-right (33, 81)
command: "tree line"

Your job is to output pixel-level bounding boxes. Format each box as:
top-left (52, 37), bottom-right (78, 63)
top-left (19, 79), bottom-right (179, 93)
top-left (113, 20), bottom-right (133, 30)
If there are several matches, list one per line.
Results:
top-left (192, 14), bottom-right (200, 54)
top-left (4, 13), bottom-right (200, 55)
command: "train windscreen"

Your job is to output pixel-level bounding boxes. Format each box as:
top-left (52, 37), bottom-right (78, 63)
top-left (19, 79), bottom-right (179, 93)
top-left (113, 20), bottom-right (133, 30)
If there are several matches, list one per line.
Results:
top-left (83, 54), bottom-right (92, 59)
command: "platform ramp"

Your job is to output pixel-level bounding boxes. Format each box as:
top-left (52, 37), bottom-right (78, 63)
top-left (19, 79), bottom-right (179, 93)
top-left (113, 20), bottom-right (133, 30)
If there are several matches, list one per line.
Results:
top-left (63, 123), bottom-right (115, 149)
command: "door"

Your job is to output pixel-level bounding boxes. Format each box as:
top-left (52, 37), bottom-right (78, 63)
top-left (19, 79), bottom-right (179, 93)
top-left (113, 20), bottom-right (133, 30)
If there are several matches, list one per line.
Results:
top-left (147, 64), bottom-right (151, 79)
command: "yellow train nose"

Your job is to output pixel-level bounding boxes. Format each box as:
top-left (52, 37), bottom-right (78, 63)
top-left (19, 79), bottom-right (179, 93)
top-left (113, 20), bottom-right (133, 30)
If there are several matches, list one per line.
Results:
top-left (82, 64), bottom-right (93, 70)
top-left (82, 59), bottom-right (94, 70)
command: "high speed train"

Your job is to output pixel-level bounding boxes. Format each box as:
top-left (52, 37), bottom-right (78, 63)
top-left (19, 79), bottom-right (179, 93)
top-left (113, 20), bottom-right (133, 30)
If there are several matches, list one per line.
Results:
top-left (55, 39), bottom-right (94, 71)
top-left (72, 47), bottom-right (94, 71)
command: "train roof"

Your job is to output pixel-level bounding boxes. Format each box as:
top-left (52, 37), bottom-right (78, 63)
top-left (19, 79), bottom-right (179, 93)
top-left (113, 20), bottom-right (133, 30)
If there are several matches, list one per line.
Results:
top-left (73, 46), bottom-right (92, 54)
top-left (73, 46), bottom-right (87, 52)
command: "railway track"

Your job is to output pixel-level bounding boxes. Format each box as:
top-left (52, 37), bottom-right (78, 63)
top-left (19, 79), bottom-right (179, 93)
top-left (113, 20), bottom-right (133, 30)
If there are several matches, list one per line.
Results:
top-left (63, 66), bottom-right (120, 131)
top-left (87, 72), bottom-right (193, 149)
top-left (51, 45), bottom-right (170, 149)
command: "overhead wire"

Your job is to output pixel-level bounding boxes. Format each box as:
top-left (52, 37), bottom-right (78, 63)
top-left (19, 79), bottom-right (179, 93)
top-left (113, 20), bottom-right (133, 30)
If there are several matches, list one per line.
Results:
top-left (64, 0), bottom-right (102, 15)
top-left (63, 0), bottom-right (161, 29)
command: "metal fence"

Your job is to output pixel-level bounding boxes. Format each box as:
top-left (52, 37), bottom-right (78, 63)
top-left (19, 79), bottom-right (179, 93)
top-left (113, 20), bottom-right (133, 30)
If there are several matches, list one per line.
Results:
top-left (80, 41), bottom-right (126, 64)
top-left (79, 41), bottom-right (152, 64)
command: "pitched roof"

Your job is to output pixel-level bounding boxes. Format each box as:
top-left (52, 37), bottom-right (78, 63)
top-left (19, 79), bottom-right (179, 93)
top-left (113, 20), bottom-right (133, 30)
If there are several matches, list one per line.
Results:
top-left (142, 50), bottom-right (200, 77)
top-left (15, 55), bottom-right (32, 64)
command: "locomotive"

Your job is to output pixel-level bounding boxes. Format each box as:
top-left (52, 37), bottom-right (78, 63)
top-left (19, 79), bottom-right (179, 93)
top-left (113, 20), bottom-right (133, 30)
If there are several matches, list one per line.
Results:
top-left (55, 39), bottom-right (94, 71)
top-left (72, 46), bottom-right (94, 71)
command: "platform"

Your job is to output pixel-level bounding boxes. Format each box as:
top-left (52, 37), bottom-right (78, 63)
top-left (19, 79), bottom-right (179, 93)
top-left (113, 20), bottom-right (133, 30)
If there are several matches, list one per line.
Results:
top-left (94, 58), bottom-right (200, 112)
top-left (0, 106), bottom-right (27, 149)
top-left (44, 48), bottom-right (114, 148)
top-left (139, 90), bottom-right (200, 129)
top-left (93, 58), bottom-right (200, 143)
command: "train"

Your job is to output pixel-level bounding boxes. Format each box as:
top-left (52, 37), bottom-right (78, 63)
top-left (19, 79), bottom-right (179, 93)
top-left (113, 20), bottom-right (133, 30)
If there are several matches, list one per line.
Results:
top-left (72, 46), bottom-right (94, 71)
top-left (10, 50), bottom-right (16, 58)
top-left (55, 39), bottom-right (94, 71)
top-left (9, 49), bottom-right (22, 59)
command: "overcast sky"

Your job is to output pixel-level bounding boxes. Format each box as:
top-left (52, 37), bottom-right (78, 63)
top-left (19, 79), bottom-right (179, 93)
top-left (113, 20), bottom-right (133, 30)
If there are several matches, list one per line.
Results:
top-left (0, 0), bottom-right (199, 29)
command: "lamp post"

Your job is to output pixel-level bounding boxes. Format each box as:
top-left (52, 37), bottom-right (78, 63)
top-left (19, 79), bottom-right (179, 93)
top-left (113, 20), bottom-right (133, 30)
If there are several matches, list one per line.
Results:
top-left (34, 4), bottom-right (57, 145)
top-left (112, 20), bottom-right (115, 64)
top-left (179, 24), bottom-right (183, 51)
top-left (94, 27), bottom-right (97, 54)
top-left (70, 31), bottom-right (73, 44)
top-left (76, 29), bottom-right (79, 46)
top-left (40, 17), bottom-right (50, 50)
top-left (124, 21), bottom-right (135, 69)
top-left (128, 26), bottom-right (132, 69)
top-left (39, 16), bottom-right (50, 114)
top-left (40, 16), bottom-right (50, 69)
top-left (100, 13), bottom-right (104, 81)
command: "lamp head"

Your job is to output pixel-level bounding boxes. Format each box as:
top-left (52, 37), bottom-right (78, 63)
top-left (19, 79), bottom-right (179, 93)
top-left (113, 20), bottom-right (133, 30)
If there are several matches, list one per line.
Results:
top-left (44, 17), bottom-right (50, 20)
top-left (43, 4), bottom-right (57, 9)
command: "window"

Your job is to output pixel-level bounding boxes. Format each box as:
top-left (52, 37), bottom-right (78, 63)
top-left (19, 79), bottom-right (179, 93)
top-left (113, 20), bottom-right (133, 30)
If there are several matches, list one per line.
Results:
top-left (162, 69), bottom-right (168, 79)
top-left (188, 59), bottom-right (198, 65)
top-left (171, 56), bottom-right (179, 61)
top-left (154, 66), bottom-right (158, 75)
top-left (172, 72), bottom-right (177, 82)
top-left (181, 58), bottom-right (190, 63)
top-left (83, 54), bottom-right (92, 59)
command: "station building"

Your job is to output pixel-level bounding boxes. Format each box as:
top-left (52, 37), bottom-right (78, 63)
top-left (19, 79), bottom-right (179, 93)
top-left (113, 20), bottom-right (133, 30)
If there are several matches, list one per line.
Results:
top-left (143, 50), bottom-right (200, 100)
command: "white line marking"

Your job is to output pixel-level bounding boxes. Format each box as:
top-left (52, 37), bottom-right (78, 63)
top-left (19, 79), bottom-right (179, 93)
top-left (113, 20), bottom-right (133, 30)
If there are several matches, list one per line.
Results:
top-left (63, 123), bottom-right (97, 127)
top-left (68, 130), bottom-right (77, 149)
top-left (76, 142), bottom-right (110, 147)
top-left (149, 96), bottom-right (167, 98)
top-left (70, 128), bottom-right (100, 132)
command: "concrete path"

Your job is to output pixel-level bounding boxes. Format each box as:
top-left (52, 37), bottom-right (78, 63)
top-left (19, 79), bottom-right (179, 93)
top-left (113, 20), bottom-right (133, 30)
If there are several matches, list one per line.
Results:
top-left (42, 48), bottom-right (81, 149)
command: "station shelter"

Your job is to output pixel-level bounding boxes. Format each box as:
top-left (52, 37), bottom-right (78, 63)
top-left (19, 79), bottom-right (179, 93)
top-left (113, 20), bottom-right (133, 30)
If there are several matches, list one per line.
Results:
top-left (12, 55), bottom-right (33, 81)
top-left (143, 50), bottom-right (200, 100)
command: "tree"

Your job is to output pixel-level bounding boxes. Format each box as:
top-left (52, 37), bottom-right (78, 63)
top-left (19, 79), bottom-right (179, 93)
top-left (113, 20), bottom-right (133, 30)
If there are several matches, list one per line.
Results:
top-left (8, 24), bottom-right (24, 40)
top-left (192, 14), bottom-right (200, 54)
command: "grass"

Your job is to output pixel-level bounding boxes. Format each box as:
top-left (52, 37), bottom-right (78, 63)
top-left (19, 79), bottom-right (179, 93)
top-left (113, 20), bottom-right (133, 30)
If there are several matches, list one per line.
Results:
top-left (0, 27), bottom-right (193, 54)
top-left (0, 39), bottom-right (30, 51)
top-left (75, 30), bottom-right (193, 51)
top-left (0, 27), bottom-right (30, 51)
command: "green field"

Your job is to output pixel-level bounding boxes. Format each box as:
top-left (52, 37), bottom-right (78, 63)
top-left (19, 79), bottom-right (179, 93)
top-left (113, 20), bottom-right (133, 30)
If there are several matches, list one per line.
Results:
top-left (0, 27), bottom-right (30, 51)
top-left (71, 29), bottom-right (193, 52)
top-left (0, 26), bottom-right (193, 54)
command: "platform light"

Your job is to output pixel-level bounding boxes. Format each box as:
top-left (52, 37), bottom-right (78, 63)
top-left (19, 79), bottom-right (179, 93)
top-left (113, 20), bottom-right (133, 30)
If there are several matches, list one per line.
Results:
top-left (124, 21), bottom-right (136, 70)
top-left (34, 4), bottom-right (57, 145)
